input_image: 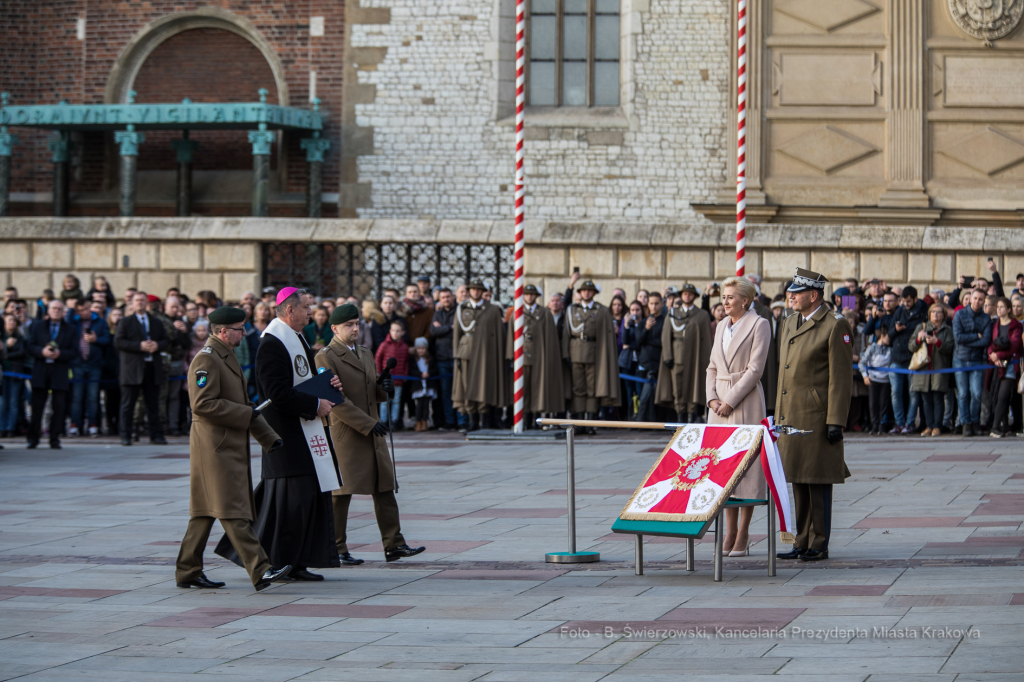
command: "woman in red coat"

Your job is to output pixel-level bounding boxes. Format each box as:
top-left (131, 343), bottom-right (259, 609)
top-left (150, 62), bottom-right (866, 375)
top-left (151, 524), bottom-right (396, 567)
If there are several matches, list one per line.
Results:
top-left (986, 297), bottom-right (1023, 437)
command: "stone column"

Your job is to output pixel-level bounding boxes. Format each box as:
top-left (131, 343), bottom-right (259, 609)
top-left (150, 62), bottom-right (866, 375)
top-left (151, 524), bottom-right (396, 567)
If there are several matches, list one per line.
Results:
top-left (114, 91), bottom-right (144, 217)
top-left (248, 88), bottom-right (275, 217)
top-left (49, 131), bottom-right (71, 217)
top-left (171, 131), bottom-right (200, 217)
top-left (0, 93), bottom-right (16, 218)
top-left (879, 0), bottom-right (929, 208)
top-left (300, 102), bottom-right (331, 218)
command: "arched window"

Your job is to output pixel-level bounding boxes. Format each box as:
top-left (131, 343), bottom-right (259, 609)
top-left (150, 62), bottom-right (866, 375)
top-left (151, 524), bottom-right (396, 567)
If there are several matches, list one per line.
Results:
top-left (528, 0), bottom-right (620, 107)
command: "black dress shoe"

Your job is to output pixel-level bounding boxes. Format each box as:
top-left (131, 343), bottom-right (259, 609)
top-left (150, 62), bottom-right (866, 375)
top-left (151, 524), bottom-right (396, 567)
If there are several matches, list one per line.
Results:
top-left (340, 552), bottom-right (365, 565)
top-left (176, 573), bottom-right (226, 589)
top-left (289, 568), bottom-right (324, 581)
top-left (254, 565), bottom-right (292, 591)
top-left (151, 436), bottom-right (168, 445)
top-left (49, 441), bottom-right (61, 450)
top-left (799, 549), bottom-right (829, 561)
top-left (776, 548), bottom-right (807, 560)
top-left (121, 437), bottom-right (132, 446)
top-left (385, 544), bottom-right (426, 562)
top-left (27, 441), bottom-right (37, 450)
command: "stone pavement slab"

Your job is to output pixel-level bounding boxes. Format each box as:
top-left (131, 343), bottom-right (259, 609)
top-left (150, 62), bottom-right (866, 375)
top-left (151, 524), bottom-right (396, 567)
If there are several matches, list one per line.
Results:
top-left (0, 432), bottom-right (1022, 679)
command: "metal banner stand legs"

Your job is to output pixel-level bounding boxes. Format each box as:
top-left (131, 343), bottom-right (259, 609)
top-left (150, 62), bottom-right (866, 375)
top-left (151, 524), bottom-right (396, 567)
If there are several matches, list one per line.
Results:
top-left (545, 425), bottom-right (600, 564)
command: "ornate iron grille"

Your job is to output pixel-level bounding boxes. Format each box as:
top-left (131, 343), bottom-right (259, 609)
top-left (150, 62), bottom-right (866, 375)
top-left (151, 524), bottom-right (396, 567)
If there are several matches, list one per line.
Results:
top-left (263, 243), bottom-right (515, 302)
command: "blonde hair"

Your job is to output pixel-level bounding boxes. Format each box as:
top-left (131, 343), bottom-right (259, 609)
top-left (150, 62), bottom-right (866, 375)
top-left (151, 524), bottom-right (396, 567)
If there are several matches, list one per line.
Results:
top-left (721, 277), bottom-right (757, 308)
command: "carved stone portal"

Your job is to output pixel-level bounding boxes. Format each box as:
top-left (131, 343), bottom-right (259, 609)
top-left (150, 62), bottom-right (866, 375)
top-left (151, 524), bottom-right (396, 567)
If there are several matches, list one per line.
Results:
top-left (948, 0), bottom-right (1024, 43)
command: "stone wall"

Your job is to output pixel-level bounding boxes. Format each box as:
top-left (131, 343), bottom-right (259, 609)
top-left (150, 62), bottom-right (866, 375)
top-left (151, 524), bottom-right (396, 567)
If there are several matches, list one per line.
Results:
top-left (348, 0), bottom-right (730, 221)
top-left (1, 218), bottom-right (1019, 304)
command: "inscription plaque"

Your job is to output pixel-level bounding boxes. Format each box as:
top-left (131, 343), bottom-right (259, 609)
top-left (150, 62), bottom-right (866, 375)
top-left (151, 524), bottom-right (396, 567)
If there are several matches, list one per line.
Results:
top-left (945, 56), bottom-right (1024, 108)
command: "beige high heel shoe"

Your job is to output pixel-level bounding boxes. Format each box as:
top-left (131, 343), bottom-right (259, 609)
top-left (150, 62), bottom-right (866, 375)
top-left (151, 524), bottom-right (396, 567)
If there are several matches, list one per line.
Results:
top-left (729, 541), bottom-right (750, 557)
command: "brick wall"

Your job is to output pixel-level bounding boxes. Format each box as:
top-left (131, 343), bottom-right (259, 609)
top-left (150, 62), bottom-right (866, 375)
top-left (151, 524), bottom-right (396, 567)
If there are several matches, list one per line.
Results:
top-left (0, 0), bottom-right (344, 213)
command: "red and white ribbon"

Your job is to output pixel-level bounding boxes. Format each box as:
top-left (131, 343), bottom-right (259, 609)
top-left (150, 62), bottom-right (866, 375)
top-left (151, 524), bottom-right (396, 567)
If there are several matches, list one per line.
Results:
top-left (512, 0), bottom-right (526, 434)
top-left (736, 0), bottom-right (746, 277)
top-left (759, 416), bottom-right (793, 536)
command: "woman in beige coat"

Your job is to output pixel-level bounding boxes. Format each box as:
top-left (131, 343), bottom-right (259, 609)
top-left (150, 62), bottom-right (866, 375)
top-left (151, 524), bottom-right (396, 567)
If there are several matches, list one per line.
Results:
top-left (706, 277), bottom-right (770, 557)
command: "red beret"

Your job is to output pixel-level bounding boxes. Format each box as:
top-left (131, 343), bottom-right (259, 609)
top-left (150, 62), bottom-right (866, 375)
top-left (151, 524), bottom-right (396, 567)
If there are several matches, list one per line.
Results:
top-left (147, 294), bottom-right (160, 303)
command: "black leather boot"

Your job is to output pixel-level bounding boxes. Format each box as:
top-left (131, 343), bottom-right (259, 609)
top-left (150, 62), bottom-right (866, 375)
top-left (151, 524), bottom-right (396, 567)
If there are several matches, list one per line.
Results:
top-left (468, 413), bottom-right (480, 432)
top-left (585, 412), bottom-right (598, 435)
top-left (677, 411), bottom-right (687, 424)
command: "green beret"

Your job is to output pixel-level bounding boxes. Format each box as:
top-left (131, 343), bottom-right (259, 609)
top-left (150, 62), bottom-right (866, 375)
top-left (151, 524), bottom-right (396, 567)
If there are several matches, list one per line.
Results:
top-left (208, 306), bottom-right (246, 325)
top-left (329, 303), bottom-right (359, 326)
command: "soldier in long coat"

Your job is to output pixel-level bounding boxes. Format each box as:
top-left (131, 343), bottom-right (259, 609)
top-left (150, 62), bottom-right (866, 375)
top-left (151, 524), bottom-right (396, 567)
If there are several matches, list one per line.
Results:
top-left (656, 283), bottom-right (712, 422)
top-left (505, 285), bottom-right (565, 426)
top-left (315, 304), bottom-right (425, 564)
top-left (562, 280), bottom-right (619, 431)
top-left (175, 306), bottom-right (292, 591)
top-left (775, 268), bottom-right (853, 562)
top-left (453, 279), bottom-right (508, 431)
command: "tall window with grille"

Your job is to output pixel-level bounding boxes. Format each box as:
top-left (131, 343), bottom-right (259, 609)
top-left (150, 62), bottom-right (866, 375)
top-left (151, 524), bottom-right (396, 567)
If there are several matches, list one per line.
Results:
top-left (528, 0), bottom-right (620, 107)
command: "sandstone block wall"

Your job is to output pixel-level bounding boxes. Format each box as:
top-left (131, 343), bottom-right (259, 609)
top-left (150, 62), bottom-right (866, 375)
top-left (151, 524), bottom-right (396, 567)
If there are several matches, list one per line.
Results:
top-left (2, 218), bottom-right (1020, 306)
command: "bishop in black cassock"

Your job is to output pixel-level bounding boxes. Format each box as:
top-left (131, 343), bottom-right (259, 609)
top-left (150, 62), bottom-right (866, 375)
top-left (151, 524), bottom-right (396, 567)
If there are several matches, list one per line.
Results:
top-left (216, 288), bottom-right (340, 579)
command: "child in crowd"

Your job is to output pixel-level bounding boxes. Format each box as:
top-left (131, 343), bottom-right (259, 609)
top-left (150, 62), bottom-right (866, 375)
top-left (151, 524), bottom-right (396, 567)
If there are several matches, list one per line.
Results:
top-left (375, 321), bottom-right (409, 429)
top-left (859, 325), bottom-right (893, 435)
top-left (409, 337), bottom-right (439, 431)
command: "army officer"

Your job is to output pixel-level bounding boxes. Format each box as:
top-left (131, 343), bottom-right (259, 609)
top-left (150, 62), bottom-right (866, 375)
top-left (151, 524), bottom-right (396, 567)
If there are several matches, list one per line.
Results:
top-left (175, 306), bottom-right (293, 591)
top-left (315, 304), bottom-right (426, 564)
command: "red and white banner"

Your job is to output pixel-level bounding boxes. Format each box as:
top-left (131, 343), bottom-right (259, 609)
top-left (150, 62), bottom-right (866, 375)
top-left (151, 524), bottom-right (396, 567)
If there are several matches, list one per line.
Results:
top-left (760, 416), bottom-right (794, 540)
top-left (620, 424), bottom-right (764, 523)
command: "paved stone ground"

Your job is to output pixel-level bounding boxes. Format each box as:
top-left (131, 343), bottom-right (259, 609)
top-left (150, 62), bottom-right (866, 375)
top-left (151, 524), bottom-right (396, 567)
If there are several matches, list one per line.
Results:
top-left (0, 430), bottom-right (1022, 681)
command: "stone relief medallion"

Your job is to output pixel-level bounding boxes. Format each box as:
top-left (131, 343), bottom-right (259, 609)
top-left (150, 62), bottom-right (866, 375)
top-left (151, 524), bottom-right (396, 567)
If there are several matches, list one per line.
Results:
top-left (948, 0), bottom-right (1023, 43)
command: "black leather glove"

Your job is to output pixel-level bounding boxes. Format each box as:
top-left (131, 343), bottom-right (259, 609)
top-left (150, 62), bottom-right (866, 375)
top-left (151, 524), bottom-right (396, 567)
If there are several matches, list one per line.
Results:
top-left (250, 407), bottom-right (260, 423)
top-left (371, 421), bottom-right (390, 437)
top-left (269, 439), bottom-right (283, 452)
top-left (378, 374), bottom-right (395, 395)
top-left (826, 425), bottom-right (844, 445)
top-left (455, 358), bottom-right (462, 371)
top-left (663, 358), bottom-right (674, 369)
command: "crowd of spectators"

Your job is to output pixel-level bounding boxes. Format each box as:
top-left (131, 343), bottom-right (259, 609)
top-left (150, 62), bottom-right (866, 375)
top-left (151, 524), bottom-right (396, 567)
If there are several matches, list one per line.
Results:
top-left (1, 263), bottom-right (1022, 444)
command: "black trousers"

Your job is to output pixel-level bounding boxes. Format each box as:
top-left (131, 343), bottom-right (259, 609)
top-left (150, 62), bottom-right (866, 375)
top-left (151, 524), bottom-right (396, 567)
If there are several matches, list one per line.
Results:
top-left (919, 390), bottom-right (945, 430)
top-left (868, 381), bottom-right (891, 431)
top-left (992, 377), bottom-right (1016, 434)
top-left (29, 387), bottom-right (68, 444)
top-left (792, 482), bottom-right (833, 552)
top-left (415, 396), bottom-right (431, 421)
top-left (120, 363), bottom-right (163, 440)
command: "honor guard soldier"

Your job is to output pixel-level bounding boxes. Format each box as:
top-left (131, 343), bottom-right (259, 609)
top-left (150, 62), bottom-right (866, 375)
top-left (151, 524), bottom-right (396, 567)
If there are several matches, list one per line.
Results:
top-left (562, 280), bottom-right (620, 432)
top-left (775, 268), bottom-right (853, 562)
top-left (656, 283), bottom-right (712, 423)
top-left (452, 279), bottom-right (508, 431)
top-left (314, 304), bottom-right (425, 564)
top-left (176, 306), bottom-right (293, 591)
top-left (506, 284), bottom-right (565, 427)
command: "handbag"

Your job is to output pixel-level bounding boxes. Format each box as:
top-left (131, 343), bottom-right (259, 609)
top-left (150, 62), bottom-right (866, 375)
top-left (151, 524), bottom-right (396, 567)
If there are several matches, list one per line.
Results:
top-left (618, 347), bottom-right (633, 370)
top-left (908, 342), bottom-right (930, 371)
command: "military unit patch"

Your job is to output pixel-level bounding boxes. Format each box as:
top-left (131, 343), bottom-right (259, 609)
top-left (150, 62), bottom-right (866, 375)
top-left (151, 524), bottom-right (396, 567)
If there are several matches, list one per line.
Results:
top-left (195, 370), bottom-right (208, 388)
top-left (843, 334), bottom-right (851, 344)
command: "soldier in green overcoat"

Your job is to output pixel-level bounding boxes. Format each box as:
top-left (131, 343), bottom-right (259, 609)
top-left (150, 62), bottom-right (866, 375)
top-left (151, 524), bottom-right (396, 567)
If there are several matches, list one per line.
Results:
top-left (175, 306), bottom-right (292, 591)
top-left (775, 268), bottom-right (853, 562)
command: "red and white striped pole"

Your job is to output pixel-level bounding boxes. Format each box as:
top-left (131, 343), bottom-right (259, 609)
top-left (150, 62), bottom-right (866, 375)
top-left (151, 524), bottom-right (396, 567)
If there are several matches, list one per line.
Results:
top-left (512, 0), bottom-right (526, 434)
top-left (735, 0), bottom-right (746, 277)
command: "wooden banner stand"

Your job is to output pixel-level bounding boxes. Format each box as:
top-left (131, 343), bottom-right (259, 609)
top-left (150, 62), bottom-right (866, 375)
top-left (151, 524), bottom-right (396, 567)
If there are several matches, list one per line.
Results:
top-left (538, 418), bottom-right (777, 581)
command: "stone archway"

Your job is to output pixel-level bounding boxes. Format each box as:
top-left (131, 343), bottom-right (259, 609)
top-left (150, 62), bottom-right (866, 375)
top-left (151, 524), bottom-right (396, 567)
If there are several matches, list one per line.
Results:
top-left (104, 7), bottom-right (289, 106)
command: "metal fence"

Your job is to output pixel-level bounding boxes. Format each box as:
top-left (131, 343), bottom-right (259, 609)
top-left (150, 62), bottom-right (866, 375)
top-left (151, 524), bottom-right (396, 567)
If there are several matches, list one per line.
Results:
top-left (263, 242), bottom-right (516, 302)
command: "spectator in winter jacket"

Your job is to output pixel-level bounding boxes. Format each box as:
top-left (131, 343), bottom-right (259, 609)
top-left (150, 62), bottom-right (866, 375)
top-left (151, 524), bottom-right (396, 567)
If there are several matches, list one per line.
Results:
top-left (986, 297), bottom-right (1023, 437)
top-left (371, 295), bottom-right (405, 351)
top-left (953, 289), bottom-right (992, 436)
top-left (375, 321), bottom-right (410, 428)
top-left (859, 325), bottom-right (892, 434)
top-left (430, 288), bottom-right (459, 429)
top-left (886, 286), bottom-right (928, 433)
top-left (906, 305), bottom-right (954, 437)
top-left (68, 300), bottom-right (112, 437)
top-left (863, 291), bottom-right (898, 339)
top-left (636, 292), bottom-right (665, 422)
